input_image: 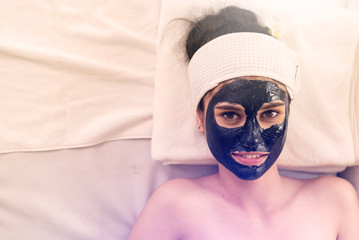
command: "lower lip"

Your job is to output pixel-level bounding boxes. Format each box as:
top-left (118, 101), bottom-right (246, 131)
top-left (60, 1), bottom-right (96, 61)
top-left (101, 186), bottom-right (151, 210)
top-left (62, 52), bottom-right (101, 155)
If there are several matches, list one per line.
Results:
top-left (230, 152), bottom-right (268, 166)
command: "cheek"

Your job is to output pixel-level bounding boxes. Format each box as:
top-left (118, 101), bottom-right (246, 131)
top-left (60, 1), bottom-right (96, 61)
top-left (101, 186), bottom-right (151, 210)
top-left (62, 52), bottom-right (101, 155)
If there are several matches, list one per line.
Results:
top-left (262, 120), bottom-right (287, 149)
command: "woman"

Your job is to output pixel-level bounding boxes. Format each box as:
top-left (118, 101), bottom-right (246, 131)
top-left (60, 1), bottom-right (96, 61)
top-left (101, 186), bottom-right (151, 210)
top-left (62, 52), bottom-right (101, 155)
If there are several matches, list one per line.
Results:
top-left (129, 6), bottom-right (359, 239)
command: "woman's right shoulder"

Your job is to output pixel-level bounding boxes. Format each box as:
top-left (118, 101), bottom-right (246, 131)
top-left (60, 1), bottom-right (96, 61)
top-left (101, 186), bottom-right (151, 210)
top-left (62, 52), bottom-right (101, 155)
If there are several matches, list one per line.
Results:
top-left (144, 175), bottom-right (217, 217)
top-left (153, 176), bottom-right (213, 203)
top-left (129, 176), bottom-right (214, 240)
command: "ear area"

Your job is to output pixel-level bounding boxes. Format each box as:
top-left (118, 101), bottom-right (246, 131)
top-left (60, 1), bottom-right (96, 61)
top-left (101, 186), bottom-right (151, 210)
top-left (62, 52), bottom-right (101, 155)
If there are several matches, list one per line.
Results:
top-left (196, 110), bottom-right (205, 133)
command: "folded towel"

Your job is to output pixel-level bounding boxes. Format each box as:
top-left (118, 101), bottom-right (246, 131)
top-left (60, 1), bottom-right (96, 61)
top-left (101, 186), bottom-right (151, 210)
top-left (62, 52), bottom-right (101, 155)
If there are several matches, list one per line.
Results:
top-left (0, 0), bottom-right (161, 153)
top-left (152, 0), bottom-right (359, 172)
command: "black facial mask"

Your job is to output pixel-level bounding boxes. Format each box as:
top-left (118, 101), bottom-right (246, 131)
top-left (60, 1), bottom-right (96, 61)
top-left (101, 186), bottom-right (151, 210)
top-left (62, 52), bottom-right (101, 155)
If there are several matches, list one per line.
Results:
top-left (205, 80), bottom-right (289, 180)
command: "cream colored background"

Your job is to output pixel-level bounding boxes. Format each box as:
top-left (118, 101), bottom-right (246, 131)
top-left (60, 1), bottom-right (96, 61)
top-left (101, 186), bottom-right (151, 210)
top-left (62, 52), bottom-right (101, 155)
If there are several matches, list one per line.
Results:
top-left (0, 0), bottom-right (358, 239)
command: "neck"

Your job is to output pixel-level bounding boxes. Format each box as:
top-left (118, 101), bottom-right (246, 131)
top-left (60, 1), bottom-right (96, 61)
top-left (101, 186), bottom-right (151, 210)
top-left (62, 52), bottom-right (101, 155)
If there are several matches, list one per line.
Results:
top-left (217, 163), bottom-right (286, 211)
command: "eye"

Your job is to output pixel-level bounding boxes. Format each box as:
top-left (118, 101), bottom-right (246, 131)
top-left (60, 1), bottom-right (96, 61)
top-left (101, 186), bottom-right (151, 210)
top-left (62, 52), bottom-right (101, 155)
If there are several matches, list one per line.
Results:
top-left (261, 110), bottom-right (279, 119)
top-left (222, 112), bottom-right (240, 120)
top-left (215, 111), bottom-right (245, 128)
top-left (257, 101), bottom-right (286, 129)
top-left (214, 102), bottom-right (246, 128)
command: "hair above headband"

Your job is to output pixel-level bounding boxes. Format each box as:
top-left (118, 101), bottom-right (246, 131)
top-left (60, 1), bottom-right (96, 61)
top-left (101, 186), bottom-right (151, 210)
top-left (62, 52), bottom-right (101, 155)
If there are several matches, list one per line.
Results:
top-left (187, 32), bottom-right (300, 110)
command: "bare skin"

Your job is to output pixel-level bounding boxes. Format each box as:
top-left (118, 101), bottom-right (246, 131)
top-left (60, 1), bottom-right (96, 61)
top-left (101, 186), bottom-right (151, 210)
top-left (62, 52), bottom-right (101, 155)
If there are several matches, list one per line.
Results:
top-left (129, 77), bottom-right (359, 239)
top-left (129, 165), bottom-right (359, 240)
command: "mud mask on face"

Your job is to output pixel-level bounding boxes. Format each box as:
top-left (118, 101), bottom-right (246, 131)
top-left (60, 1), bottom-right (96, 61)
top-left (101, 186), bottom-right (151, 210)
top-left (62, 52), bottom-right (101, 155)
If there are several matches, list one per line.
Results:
top-left (205, 79), bottom-right (289, 180)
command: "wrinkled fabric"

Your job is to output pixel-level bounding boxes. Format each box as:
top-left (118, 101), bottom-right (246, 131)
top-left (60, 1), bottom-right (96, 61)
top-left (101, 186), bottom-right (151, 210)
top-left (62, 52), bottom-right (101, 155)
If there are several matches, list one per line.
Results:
top-left (0, 0), bottom-right (160, 153)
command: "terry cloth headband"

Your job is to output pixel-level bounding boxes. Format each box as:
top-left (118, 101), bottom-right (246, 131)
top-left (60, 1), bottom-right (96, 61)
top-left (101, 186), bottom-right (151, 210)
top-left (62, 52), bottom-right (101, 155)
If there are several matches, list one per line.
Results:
top-left (187, 32), bottom-right (300, 109)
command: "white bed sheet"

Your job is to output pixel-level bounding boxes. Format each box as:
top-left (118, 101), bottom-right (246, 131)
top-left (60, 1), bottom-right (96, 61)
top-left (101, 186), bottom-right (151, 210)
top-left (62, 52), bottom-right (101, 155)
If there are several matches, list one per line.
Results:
top-left (0, 139), bottom-right (343, 240)
top-left (0, 139), bottom-right (218, 239)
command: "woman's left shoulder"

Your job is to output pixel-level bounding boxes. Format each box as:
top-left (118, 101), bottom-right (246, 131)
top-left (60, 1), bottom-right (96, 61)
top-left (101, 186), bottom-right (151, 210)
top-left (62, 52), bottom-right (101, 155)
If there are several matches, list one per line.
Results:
top-left (308, 176), bottom-right (359, 239)
top-left (309, 176), bottom-right (357, 199)
top-left (305, 176), bottom-right (359, 214)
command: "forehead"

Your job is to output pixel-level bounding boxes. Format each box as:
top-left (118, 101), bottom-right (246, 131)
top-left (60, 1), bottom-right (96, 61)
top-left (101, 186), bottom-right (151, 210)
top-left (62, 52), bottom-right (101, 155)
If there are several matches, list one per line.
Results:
top-left (203, 77), bottom-right (288, 105)
top-left (211, 77), bottom-right (287, 96)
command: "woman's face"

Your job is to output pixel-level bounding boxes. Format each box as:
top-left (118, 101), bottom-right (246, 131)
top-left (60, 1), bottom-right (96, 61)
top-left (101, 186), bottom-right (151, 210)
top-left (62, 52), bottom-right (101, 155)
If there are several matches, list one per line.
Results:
top-left (198, 77), bottom-right (289, 180)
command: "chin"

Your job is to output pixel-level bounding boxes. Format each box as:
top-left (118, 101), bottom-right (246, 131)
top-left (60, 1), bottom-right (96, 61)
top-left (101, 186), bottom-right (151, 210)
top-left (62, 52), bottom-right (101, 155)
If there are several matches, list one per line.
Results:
top-left (226, 159), bottom-right (273, 181)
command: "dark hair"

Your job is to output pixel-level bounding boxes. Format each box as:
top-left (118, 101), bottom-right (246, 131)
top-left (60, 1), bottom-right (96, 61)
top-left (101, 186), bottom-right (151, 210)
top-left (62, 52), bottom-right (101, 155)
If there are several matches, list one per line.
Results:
top-left (185, 6), bottom-right (271, 61)
top-left (185, 6), bottom-right (272, 112)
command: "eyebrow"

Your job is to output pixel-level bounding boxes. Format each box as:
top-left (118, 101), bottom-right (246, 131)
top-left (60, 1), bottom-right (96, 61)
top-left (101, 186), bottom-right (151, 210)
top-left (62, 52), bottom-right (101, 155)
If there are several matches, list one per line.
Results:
top-left (214, 105), bottom-right (245, 112)
top-left (260, 102), bottom-right (285, 110)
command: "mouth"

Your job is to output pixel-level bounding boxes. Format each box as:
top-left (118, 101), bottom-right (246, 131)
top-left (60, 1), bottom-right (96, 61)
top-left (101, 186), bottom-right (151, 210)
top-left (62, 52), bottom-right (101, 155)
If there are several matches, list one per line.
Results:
top-left (230, 151), bottom-right (269, 166)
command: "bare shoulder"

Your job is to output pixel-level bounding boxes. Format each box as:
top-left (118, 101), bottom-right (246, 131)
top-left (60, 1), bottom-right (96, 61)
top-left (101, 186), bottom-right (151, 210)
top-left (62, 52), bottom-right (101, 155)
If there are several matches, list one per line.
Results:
top-left (129, 175), bottom-right (215, 240)
top-left (303, 176), bottom-right (358, 202)
top-left (152, 175), bottom-right (215, 202)
top-left (300, 176), bottom-right (359, 239)
top-left (283, 175), bottom-right (358, 211)
top-left (298, 176), bottom-right (358, 209)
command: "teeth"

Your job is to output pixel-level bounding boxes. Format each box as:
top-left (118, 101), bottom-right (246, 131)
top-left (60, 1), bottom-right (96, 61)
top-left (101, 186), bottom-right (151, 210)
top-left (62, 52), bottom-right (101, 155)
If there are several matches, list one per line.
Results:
top-left (239, 154), bottom-right (262, 159)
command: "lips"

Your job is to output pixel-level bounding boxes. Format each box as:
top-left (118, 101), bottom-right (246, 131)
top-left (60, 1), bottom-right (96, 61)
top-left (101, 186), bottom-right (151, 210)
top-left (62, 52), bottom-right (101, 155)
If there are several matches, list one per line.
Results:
top-left (230, 151), bottom-right (269, 166)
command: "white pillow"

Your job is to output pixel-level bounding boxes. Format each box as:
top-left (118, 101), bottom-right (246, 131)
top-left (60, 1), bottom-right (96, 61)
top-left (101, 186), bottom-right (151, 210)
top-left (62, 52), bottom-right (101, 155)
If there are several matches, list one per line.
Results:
top-left (152, 0), bottom-right (359, 172)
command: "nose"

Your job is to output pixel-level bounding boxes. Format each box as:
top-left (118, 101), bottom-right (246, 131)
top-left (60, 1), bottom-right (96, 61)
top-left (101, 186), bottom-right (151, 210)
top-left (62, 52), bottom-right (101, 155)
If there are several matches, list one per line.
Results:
top-left (241, 118), bottom-right (261, 149)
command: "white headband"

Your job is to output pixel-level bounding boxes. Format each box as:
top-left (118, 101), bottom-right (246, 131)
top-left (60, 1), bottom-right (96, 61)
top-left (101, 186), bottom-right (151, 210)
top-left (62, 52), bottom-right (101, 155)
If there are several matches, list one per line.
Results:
top-left (188, 32), bottom-right (300, 109)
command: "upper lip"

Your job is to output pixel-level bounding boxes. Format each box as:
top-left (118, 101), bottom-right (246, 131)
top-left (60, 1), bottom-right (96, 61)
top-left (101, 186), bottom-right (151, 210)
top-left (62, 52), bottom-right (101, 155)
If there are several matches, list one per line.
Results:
top-left (231, 151), bottom-right (269, 158)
